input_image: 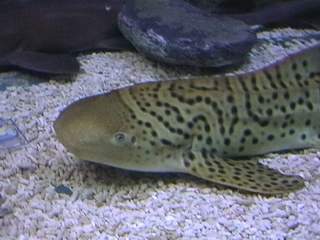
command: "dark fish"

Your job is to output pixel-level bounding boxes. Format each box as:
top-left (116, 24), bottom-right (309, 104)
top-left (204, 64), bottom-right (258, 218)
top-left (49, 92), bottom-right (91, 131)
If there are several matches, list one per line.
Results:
top-left (0, 0), bottom-right (131, 74)
top-left (229, 0), bottom-right (320, 27)
top-left (187, 0), bottom-right (320, 28)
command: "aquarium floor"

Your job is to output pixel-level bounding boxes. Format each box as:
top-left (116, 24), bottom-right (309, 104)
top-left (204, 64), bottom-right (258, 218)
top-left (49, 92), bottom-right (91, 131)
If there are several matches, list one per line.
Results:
top-left (1, 29), bottom-right (320, 240)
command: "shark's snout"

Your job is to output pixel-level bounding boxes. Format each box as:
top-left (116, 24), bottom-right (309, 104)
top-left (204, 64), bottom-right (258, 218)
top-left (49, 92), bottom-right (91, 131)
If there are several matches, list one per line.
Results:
top-left (54, 106), bottom-right (84, 151)
top-left (53, 93), bottom-right (129, 158)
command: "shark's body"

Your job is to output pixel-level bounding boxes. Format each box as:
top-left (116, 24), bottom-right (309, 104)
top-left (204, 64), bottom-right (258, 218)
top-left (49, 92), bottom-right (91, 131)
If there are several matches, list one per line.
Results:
top-left (55, 43), bottom-right (320, 194)
top-left (0, 0), bottom-right (130, 74)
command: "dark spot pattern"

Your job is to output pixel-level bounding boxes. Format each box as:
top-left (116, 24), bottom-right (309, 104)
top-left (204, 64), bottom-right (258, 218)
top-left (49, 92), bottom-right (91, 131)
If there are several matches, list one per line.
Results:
top-left (118, 45), bottom-right (320, 194)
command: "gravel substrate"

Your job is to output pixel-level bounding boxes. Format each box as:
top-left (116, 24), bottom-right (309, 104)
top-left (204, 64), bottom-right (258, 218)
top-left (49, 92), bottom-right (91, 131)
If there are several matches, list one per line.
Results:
top-left (1, 28), bottom-right (320, 240)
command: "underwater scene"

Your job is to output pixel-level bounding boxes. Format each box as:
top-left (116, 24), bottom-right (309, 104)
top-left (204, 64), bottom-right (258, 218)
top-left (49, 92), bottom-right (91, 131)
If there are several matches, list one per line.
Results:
top-left (1, 0), bottom-right (320, 239)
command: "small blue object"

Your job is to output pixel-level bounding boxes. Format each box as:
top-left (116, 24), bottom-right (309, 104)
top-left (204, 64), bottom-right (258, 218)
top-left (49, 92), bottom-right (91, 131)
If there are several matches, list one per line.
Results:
top-left (54, 184), bottom-right (73, 196)
top-left (0, 118), bottom-right (27, 150)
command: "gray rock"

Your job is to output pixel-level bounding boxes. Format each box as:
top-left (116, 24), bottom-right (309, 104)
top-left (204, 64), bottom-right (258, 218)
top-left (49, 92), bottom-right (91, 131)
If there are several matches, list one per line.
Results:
top-left (118, 0), bottom-right (257, 68)
top-left (54, 184), bottom-right (73, 196)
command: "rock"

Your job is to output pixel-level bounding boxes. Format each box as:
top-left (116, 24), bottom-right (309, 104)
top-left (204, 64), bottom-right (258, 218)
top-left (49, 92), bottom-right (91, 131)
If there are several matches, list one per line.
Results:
top-left (118, 0), bottom-right (257, 68)
top-left (54, 184), bottom-right (73, 196)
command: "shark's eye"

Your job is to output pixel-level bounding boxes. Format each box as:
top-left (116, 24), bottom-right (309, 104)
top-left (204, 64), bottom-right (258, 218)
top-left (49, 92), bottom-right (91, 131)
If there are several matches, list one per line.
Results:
top-left (113, 132), bottom-right (136, 146)
top-left (114, 132), bottom-right (127, 144)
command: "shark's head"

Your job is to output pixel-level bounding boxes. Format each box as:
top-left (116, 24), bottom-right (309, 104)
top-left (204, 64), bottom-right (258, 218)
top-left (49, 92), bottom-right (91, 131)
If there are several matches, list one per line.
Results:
top-left (54, 92), bottom-right (145, 169)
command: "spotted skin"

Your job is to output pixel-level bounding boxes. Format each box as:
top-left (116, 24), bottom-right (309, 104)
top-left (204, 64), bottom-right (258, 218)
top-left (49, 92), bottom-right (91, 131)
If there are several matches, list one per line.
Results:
top-left (55, 43), bottom-right (320, 194)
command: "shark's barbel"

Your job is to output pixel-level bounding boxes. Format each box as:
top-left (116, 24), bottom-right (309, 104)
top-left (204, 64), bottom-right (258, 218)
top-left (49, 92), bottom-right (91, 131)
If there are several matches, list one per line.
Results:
top-left (54, 43), bottom-right (320, 194)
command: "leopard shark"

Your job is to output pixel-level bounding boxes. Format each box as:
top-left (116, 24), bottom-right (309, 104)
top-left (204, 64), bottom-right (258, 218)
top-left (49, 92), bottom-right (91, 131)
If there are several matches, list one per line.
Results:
top-left (54, 43), bottom-right (320, 194)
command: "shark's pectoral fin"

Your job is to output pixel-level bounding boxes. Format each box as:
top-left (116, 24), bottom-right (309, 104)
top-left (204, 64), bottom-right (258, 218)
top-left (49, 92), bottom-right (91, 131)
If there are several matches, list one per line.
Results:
top-left (182, 150), bottom-right (305, 194)
top-left (6, 51), bottom-right (80, 74)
